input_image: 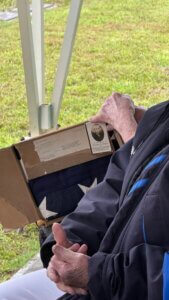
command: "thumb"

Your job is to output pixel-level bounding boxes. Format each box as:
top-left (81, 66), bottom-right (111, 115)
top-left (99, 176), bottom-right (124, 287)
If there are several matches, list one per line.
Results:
top-left (52, 223), bottom-right (70, 247)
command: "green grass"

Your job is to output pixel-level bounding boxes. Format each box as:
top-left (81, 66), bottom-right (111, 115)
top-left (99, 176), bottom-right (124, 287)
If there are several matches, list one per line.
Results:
top-left (1, 0), bottom-right (169, 147)
top-left (0, 224), bottom-right (39, 281)
top-left (1, 0), bottom-right (169, 282)
top-left (0, 0), bottom-right (15, 10)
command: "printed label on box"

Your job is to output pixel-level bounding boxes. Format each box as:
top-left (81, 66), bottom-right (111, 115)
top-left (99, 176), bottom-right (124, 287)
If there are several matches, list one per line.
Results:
top-left (33, 126), bottom-right (90, 162)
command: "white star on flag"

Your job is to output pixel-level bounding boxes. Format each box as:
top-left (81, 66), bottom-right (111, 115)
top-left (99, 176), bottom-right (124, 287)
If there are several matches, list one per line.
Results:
top-left (78, 178), bottom-right (97, 194)
top-left (39, 196), bottom-right (57, 219)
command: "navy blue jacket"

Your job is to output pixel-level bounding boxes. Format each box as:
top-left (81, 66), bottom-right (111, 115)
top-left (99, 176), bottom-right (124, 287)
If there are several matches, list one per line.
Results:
top-left (41, 101), bottom-right (169, 300)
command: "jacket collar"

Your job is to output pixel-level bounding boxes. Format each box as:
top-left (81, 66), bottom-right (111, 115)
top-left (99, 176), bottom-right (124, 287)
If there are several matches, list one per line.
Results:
top-left (120, 100), bottom-right (169, 202)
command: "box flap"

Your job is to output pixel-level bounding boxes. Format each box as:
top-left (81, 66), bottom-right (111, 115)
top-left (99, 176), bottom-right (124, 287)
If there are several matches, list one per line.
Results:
top-left (0, 147), bottom-right (41, 228)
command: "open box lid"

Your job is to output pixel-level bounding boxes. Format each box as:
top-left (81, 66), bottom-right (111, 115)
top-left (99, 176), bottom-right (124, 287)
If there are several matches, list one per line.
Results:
top-left (0, 147), bottom-right (41, 229)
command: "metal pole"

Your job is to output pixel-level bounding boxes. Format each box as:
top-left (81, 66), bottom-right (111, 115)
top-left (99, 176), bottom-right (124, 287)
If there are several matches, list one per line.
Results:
top-left (51, 0), bottom-right (83, 128)
top-left (17, 0), bottom-right (40, 136)
top-left (32, 0), bottom-right (45, 105)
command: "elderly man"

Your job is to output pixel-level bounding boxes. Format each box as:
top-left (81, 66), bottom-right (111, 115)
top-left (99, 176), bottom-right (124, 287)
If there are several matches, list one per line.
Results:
top-left (0, 92), bottom-right (146, 300)
top-left (42, 93), bottom-right (169, 299)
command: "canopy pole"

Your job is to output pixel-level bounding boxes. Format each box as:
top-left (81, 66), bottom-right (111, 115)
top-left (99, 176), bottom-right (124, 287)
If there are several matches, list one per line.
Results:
top-left (32, 0), bottom-right (45, 105)
top-left (51, 0), bottom-right (84, 127)
top-left (17, 0), bottom-right (40, 136)
top-left (17, 0), bottom-right (83, 135)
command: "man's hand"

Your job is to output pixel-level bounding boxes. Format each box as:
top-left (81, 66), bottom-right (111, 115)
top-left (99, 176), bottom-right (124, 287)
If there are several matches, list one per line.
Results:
top-left (90, 92), bottom-right (145, 143)
top-left (52, 245), bottom-right (89, 291)
top-left (47, 223), bottom-right (81, 282)
top-left (47, 223), bottom-right (88, 295)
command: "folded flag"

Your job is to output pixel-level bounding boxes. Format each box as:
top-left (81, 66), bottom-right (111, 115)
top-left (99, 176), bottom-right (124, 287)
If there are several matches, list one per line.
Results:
top-left (29, 155), bottom-right (111, 220)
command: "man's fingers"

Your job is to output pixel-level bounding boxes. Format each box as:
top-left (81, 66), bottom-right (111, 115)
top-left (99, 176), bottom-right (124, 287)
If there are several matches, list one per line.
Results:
top-left (78, 244), bottom-right (88, 254)
top-left (52, 223), bottom-right (70, 247)
top-left (51, 256), bottom-right (65, 274)
top-left (53, 244), bottom-right (75, 262)
top-left (52, 242), bottom-right (82, 254)
top-left (47, 270), bottom-right (59, 283)
top-left (57, 282), bottom-right (87, 296)
top-left (56, 282), bottom-right (77, 295)
top-left (69, 243), bottom-right (81, 252)
top-left (47, 262), bottom-right (60, 283)
top-left (73, 288), bottom-right (87, 295)
top-left (53, 243), bottom-right (88, 259)
top-left (52, 243), bottom-right (80, 254)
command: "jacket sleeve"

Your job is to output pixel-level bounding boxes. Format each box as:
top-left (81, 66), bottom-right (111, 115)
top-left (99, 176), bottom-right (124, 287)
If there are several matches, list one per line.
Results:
top-left (40, 139), bottom-right (132, 267)
top-left (88, 243), bottom-right (167, 300)
top-left (88, 163), bottom-right (169, 300)
top-left (88, 161), bottom-right (169, 300)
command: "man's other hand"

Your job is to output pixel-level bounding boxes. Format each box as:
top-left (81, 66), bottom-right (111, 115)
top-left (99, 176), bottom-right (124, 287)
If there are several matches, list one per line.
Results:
top-left (90, 92), bottom-right (145, 143)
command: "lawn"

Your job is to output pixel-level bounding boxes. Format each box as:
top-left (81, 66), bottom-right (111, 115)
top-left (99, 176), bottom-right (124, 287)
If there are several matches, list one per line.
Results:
top-left (1, 0), bottom-right (169, 282)
top-left (0, 224), bottom-right (39, 281)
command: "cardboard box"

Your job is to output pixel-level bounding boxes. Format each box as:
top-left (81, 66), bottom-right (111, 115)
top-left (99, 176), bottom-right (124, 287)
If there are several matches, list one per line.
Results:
top-left (0, 122), bottom-right (123, 229)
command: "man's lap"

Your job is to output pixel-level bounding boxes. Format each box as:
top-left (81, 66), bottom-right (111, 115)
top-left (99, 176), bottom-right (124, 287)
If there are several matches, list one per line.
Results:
top-left (0, 269), bottom-right (64, 300)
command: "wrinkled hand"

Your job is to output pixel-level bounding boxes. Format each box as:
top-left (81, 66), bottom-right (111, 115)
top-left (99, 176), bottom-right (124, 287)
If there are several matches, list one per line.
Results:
top-left (51, 245), bottom-right (89, 294)
top-left (47, 223), bottom-right (88, 295)
top-left (47, 223), bottom-right (80, 282)
top-left (90, 92), bottom-right (135, 130)
top-left (90, 92), bottom-right (143, 143)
